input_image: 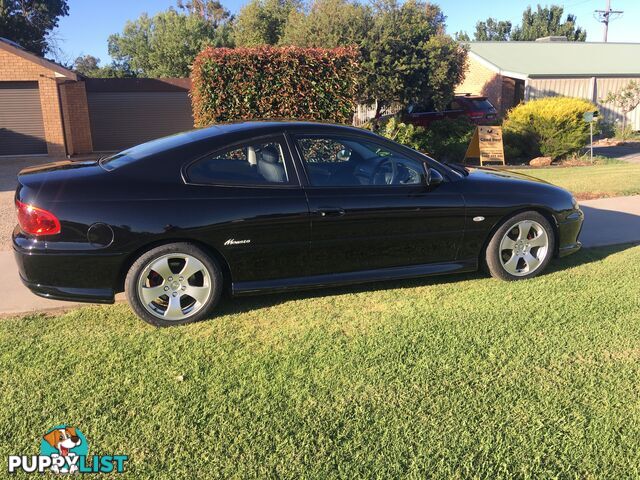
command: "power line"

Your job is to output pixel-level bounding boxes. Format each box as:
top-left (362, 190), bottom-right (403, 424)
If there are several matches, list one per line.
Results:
top-left (594, 0), bottom-right (624, 42)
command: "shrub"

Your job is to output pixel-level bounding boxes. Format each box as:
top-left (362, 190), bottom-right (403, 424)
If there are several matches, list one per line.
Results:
top-left (614, 122), bottom-right (636, 141)
top-left (367, 116), bottom-right (474, 163)
top-left (419, 117), bottom-right (475, 162)
top-left (190, 45), bottom-right (358, 126)
top-left (374, 117), bottom-right (427, 151)
top-left (503, 97), bottom-right (598, 160)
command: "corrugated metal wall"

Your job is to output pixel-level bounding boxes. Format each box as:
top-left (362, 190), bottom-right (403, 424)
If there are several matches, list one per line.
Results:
top-left (88, 91), bottom-right (194, 152)
top-left (0, 81), bottom-right (47, 156)
top-left (595, 77), bottom-right (640, 130)
top-left (525, 76), bottom-right (640, 130)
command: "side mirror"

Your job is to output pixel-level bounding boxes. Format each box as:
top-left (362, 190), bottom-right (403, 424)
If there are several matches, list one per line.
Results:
top-left (422, 163), bottom-right (443, 187)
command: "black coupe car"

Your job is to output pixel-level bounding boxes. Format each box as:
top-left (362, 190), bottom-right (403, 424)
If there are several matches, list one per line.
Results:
top-left (14, 121), bottom-right (583, 326)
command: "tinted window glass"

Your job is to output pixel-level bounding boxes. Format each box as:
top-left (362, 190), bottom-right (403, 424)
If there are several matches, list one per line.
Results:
top-left (100, 129), bottom-right (216, 171)
top-left (187, 140), bottom-right (288, 185)
top-left (469, 99), bottom-right (495, 111)
top-left (296, 136), bottom-right (424, 187)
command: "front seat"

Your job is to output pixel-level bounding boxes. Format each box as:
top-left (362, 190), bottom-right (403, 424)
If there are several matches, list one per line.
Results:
top-left (257, 146), bottom-right (286, 183)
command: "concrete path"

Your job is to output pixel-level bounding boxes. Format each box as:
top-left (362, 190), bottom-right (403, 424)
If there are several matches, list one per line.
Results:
top-left (0, 249), bottom-right (125, 316)
top-left (593, 141), bottom-right (640, 164)
top-left (578, 195), bottom-right (640, 247)
top-left (1, 195), bottom-right (638, 317)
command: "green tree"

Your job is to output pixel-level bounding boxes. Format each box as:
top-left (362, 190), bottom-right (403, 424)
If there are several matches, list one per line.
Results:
top-left (359, 0), bottom-right (466, 116)
top-left (108, 7), bottom-right (233, 77)
top-left (73, 54), bottom-right (100, 76)
top-left (279, 0), bottom-right (371, 48)
top-left (233, 0), bottom-right (301, 46)
top-left (454, 31), bottom-right (471, 42)
top-left (0, 0), bottom-right (69, 56)
top-left (474, 18), bottom-right (512, 41)
top-left (511, 5), bottom-right (586, 41)
top-left (460, 4), bottom-right (586, 42)
top-left (177, 0), bottom-right (231, 25)
top-left (603, 80), bottom-right (640, 133)
top-left (72, 54), bottom-right (136, 78)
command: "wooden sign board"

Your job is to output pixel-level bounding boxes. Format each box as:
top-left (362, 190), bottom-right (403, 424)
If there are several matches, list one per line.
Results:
top-left (464, 126), bottom-right (505, 165)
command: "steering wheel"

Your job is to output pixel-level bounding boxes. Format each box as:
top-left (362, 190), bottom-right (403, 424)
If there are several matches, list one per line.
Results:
top-left (370, 157), bottom-right (399, 185)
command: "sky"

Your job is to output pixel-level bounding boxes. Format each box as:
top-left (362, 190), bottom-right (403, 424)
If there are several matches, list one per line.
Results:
top-left (53, 0), bottom-right (640, 65)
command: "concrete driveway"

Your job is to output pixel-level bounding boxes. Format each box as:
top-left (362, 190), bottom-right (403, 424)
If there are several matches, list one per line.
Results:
top-left (593, 141), bottom-right (640, 164)
top-left (0, 156), bottom-right (639, 316)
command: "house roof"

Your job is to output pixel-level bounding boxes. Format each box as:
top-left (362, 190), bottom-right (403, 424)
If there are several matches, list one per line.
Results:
top-left (468, 41), bottom-right (640, 79)
top-left (0, 37), bottom-right (78, 80)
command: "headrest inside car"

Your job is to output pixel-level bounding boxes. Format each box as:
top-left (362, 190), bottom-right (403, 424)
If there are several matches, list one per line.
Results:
top-left (260, 146), bottom-right (279, 164)
top-left (247, 146), bottom-right (257, 166)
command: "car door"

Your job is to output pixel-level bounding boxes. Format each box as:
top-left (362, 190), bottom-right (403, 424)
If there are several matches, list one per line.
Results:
top-left (289, 132), bottom-right (466, 276)
top-left (182, 134), bottom-right (310, 283)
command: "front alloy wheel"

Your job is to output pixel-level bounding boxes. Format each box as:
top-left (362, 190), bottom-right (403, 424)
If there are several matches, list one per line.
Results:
top-left (125, 243), bottom-right (223, 326)
top-left (486, 212), bottom-right (555, 281)
top-left (499, 220), bottom-right (549, 276)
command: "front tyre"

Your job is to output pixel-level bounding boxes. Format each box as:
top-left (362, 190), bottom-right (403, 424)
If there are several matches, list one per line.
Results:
top-left (485, 211), bottom-right (555, 281)
top-left (125, 243), bottom-right (223, 326)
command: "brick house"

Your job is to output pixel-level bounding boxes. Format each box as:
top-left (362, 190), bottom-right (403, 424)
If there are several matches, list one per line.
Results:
top-left (458, 38), bottom-right (640, 129)
top-left (0, 38), bottom-right (193, 157)
top-left (0, 37), bottom-right (91, 156)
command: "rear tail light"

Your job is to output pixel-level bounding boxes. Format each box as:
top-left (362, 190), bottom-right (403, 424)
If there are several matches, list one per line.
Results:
top-left (468, 111), bottom-right (485, 119)
top-left (16, 200), bottom-right (61, 236)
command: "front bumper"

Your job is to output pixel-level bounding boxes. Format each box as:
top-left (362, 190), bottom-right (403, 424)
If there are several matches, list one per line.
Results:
top-left (556, 208), bottom-right (584, 257)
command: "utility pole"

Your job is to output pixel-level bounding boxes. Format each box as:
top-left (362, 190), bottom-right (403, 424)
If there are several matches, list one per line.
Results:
top-left (595, 0), bottom-right (624, 42)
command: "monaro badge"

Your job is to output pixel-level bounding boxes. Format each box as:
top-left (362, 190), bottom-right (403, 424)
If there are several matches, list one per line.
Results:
top-left (224, 238), bottom-right (251, 246)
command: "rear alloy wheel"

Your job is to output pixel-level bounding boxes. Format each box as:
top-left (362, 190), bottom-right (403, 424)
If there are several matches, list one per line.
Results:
top-left (485, 211), bottom-right (555, 281)
top-left (125, 243), bottom-right (223, 326)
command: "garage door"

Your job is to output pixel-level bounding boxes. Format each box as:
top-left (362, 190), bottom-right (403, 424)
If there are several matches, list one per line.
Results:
top-left (88, 91), bottom-right (194, 152)
top-left (0, 82), bottom-right (47, 156)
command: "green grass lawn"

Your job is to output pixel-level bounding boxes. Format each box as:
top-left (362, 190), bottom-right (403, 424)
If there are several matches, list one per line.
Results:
top-left (1, 245), bottom-right (639, 478)
top-left (524, 163), bottom-right (640, 199)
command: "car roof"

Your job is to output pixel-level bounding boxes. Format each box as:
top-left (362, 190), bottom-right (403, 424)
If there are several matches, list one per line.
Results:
top-left (455, 94), bottom-right (488, 100)
top-left (193, 120), bottom-right (374, 138)
top-left (105, 121), bottom-right (381, 170)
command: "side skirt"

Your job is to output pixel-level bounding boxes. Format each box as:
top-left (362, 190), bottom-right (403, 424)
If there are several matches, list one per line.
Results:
top-left (232, 259), bottom-right (478, 296)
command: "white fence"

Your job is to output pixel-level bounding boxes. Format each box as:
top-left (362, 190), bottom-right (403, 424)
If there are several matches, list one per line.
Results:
top-left (352, 102), bottom-right (402, 127)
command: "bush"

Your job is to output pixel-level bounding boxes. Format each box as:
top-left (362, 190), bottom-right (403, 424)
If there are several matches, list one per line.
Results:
top-left (503, 97), bottom-right (598, 160)
top-left (419, 117), bottom-right (475, 162)
top-left (191, 46), bottom-right (358, 126)
top-left (367, 116), bottom-right (474, 163)
top-left (614, 122), bottom-right (636, 141)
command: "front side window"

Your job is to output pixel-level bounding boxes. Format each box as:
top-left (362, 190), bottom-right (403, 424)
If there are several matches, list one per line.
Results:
top-left (186, 140), bottom-right (289, 185)
top-left (295, 135), bottom-right (425, 187)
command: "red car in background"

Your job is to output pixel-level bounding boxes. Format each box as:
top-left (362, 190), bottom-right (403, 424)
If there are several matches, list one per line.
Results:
top-left (403, 94), bottom-right (498, 127)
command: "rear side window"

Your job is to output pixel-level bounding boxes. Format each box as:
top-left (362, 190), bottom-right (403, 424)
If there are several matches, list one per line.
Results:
top-left (186, 140), bottom-right (290, 185)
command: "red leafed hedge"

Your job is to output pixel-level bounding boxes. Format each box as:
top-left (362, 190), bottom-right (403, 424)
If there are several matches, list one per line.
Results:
top-left (190, 46), bottom-right (359, 126)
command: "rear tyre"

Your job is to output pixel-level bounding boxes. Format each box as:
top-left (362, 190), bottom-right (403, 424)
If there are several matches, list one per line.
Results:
top-left (485, 211), bottom-right (555, 281)
top-left (125, 243), bottom-right (223, 326)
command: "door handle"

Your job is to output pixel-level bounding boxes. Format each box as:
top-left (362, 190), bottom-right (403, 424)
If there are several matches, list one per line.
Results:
top-left (317, 207), bottom-right (345, 217)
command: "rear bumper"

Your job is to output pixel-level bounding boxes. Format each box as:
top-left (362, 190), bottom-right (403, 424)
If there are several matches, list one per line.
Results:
top-left (557, 209), bottom-right (584, 257)
top-left (14, 236), bottom-right (121, 304)
top-left (18, 274), bottom-right (115, 304)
